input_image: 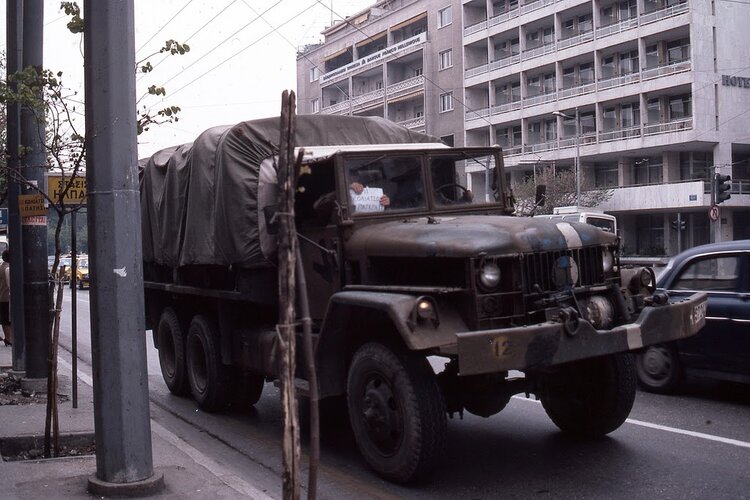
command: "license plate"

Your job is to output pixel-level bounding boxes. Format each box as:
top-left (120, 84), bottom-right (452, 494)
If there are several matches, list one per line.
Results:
top-left (690, 301), bottom-right (707, 327)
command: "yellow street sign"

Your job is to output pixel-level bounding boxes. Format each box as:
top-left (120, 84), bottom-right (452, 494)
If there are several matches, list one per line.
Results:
top-left (18, 193), bottom-right (47, 217)
top-left (47, 175), bottom-right (87, 205)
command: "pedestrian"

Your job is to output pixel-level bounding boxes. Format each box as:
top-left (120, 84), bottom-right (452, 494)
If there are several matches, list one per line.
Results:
top-left (0, 250), bottom-right (11, 346)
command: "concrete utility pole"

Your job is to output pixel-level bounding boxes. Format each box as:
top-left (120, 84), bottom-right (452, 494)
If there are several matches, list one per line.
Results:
top-left (19, 0), bottom-right (49, 387)
top-left (83, 1), bottom-right (163, 495)
top-left (5, 0), bottom-right (26, 374)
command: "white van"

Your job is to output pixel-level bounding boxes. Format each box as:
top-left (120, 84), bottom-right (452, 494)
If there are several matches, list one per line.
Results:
top-left (535, 206), bottom-right (617, 234)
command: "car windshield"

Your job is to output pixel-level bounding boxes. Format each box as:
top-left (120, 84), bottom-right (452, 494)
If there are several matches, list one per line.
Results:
top-left (78, 259), bottom-right (88, 268)
top-left (343, 151), bottom-right (502, 215)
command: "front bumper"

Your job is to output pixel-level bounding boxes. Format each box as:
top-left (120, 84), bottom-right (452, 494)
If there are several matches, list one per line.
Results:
top-left (456, 292), bottom-right (707, 376)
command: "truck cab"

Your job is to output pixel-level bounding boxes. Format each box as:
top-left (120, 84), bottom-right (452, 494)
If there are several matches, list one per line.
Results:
top-left (535, 206), bottom-right (617, 234)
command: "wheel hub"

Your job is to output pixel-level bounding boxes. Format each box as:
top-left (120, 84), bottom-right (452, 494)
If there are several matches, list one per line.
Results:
top-left (360, 377), bottom-right (401, 454)
top-left (643, 347), bottom-right (672, 379)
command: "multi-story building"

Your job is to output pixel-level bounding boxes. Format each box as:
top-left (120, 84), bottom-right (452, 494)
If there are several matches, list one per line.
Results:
top-left (297, 0), bottom-right (750, 256)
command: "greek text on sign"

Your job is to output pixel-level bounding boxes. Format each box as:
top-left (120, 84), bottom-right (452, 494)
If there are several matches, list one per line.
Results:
top-left (47, 175), bottom-right (87, 205)
top-left (18, 193), bottom-right (47, 217)
top-left (350, 187), bottom-right (386, 213)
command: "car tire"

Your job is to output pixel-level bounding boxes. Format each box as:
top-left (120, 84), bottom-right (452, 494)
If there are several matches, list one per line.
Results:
top-left (186, 315), bottom-right (230, 412)
top-left (156, 307), bottom-right (189, 396)
top-left (540, 353), bottom-right (636, 437)
top-left (635, 343), bottom-right (684, 394)
top-left (346, 342), bottom-right (446, 483)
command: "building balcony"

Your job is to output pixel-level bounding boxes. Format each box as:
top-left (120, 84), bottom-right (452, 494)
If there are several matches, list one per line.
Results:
top-left (387, 75), bottom-right (425, 100)
top-left (557, 82), bottom-right (596, 100)
top-left (557, 29), bottom-right (594, 51)
top-left (500, 119), bottom-right (693, 158)
top-left (351, 88), bottom-right (385, 112)
top-left (595, 17), bottom-right (639, 39)
top-left (463, 0), bottom-right (553, 37)
top-left (398, 116), bottom-right (426, 130)
top-left (641, 1), bottom-right (689, 26)
top-left (641, 58), bottom-right (691, 81)
top-left (643, 117), bottom-right (692, 135)
top-left (319, 100), bottom-right (350, 115)
top-left (597, 180), bottom-right (706, 212)
top-left (523, 92), bottom-right (556, 107)
top-left (522, 42), bottom-right (556, 61)
top-left (597, 72), bottom-right (640, 91)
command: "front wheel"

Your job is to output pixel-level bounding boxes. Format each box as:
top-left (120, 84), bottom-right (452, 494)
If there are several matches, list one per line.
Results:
top-left (635, 343), bottom-right (683, 394)
top-left (347, 343), bottom-right (447, 483)
top-left (540, 353), bottom-right (636, 437)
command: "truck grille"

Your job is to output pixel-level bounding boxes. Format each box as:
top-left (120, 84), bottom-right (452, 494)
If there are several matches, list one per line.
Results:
top-left (521, 246), bottom-right (605, 292)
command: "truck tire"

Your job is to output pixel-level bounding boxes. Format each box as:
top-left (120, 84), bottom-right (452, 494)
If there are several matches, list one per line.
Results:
top-left (186, 315), bottom-right (230, 412)
top-left (232, 370), bottom-right (264, 407)
top-left (346, 342), bottom-right (447, 483)
top-left (157, 308), bottom-right (189, 396)
top-left (635, 343), bottom-right (684, 394)
top-left (540, 353), bottom-right (636, 437)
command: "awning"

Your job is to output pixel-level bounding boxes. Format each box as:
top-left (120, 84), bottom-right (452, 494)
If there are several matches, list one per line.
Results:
top-left (390, 12), bottom-right (427, 31)
top-left (323, 46), bottom-right (351, 61)
top-left (356, 31), bottom-right (387, 48)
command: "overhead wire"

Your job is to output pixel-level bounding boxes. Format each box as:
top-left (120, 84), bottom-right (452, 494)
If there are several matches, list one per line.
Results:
top-left (136, 0), bottom-right (196, 56)
top-left (165, 1), bottom-right (317, 99)
top-left (136, 0), bottom-right (241, 82)
top-left (154, 0), bottom-right (285, 90)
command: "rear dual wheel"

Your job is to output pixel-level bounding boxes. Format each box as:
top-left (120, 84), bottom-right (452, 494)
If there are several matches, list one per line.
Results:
top-left (157, 308), bottom-right (189, 396)
top-left (186, 315), bottom-right (230, 412)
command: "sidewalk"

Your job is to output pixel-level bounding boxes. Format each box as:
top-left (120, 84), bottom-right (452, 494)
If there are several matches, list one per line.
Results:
top-left (0, 346), bottom-right (277, 499)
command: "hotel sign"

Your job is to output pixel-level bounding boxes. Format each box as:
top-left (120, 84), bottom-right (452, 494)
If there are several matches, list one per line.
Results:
top-left (722, 75), bottom-right (750, 89)
top-left (320, 32), bottom-right (427, 84)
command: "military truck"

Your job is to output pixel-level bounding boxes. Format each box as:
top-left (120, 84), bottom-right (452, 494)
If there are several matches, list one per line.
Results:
top-left (140, 115), bottom-right (707, 483)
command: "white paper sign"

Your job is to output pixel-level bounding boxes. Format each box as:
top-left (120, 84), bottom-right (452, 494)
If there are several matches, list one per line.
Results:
top-left (351, 186), bottom-right (385, 213)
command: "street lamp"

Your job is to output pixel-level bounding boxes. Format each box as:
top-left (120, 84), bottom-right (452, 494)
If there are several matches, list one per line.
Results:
top-left (552, 108), bottom-right (580, 206)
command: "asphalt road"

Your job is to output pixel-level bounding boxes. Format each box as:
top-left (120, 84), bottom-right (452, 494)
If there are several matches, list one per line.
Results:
top-left (58, 290), bottom-right (750, 499)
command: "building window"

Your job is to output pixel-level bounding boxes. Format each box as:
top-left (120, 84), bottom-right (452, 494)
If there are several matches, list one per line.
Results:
top-left (595, 162), bottom-right (619, 188)
top-left (375, 81), bottom-right (383, 90)
top-left (621, 102), bottom-right (640, 128)
top-left (634, 157), bottom-right (663, 185)
top-left (439, 49), bottom-right (453, 70)
top-left (669, 94), bottom-right (691, 120)
top-left (309, 67), bottom-right (320, 82)
top-left (647, 98), bottom-right (661, 123)
top-left (438, 6), bottom-right (452, 28)
top-left (667, 38), bottom-right (690, 63)
top-left (414, 105), bottom-right (424, 118)
top-left (440, 135), bottom-right (455, 147)
top-left (680, 152), bottom-right (712, 180)
top-left (439, 92), bottom-right (454, 112)
top-left (635, 214), bottom-right (665, 256)
top-left (413, 67), bottom-right (423, 77)
top-left (619, 50), bottom-right (639, 75)
top-left (311, 98), bottom-right (320, 113)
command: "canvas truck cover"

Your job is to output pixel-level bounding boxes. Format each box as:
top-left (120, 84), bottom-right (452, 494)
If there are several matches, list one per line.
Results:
top-left (139, 115), bottom-right (439, 269)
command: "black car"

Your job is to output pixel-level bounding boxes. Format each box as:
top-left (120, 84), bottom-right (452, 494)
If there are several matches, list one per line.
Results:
top-left (636, 240), bottom-right (750, 393)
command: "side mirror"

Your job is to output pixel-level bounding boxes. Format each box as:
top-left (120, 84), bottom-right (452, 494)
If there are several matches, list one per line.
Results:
top-left (535, 185), bottom-right (547, 207)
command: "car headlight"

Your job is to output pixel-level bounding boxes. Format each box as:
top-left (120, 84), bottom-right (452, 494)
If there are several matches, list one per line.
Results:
top-left (602, 248), bottom-right (614, 274)
top-left (478, 261), bottom-right (501, 290)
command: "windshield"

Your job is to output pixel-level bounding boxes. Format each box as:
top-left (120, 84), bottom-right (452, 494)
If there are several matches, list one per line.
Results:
top-left (586, 216), bottom-right (616, 233)
top-left (343, 151), bottom-right (502, 215)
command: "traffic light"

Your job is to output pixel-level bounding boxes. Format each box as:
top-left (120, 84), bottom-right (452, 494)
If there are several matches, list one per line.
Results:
top-left (714, 173), bottom-right (731, 204)
top-left (670, 219), bottom-right (686, 231)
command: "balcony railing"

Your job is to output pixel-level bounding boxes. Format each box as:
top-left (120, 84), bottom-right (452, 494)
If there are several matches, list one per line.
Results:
top-left (489, 7), bottom-right (520, 27)
top-left (522, 42), bottom-right (556, 60)
top-left (398, 116), bottom-right (426, 129)
top-left (464, 19), bottom-right (488, 36)
top-left (557, 29), bottom-right (594, 50)
top-left (519, 0), bottom-right (554, 16)
top-left (320, 100), bottom-right (350, 114)
top-left (387, 75), bottom-right (425, 100)
top-left (492, 100), bottom-right (522, 114)
top-left (351, 88), bottom-right (385, 109)
top-left (641, 59), bottom-right (691, 80)
top-left (523, 92), bottom-right (556, 107)
top-left (466, 107), bottom-right (491, 121)
top-left (595, 17), bottom-right (639, 38)
top-left (640, 1), bottom-right (689, 25)
top-left (557, 82), bottom-right (596, 100)
top-left (643, 117), bottom-right (693, 135)
top-left (597, 72), bottom-right (640, 91)
top-left (598, 125), bottom-right (641, 143)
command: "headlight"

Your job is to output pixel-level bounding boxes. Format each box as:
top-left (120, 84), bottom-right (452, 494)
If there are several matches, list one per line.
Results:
top-left (478, 261), bottom-right (501, 290)
top-left (602, 248), bottom-right (614, 273)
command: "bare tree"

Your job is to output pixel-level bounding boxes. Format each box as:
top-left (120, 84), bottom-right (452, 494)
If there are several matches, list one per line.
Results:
top-left (512, 165), bottom-right (613, 216)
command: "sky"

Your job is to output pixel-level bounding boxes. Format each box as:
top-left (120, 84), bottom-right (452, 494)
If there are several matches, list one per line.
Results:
top-left (1, 0), bottom-right (375, 158)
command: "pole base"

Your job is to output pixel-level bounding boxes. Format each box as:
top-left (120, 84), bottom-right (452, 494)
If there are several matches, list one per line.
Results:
top-left (88, 471), bottom-right (165, 497)
top-left (20, 377), bottom-right (47, 395)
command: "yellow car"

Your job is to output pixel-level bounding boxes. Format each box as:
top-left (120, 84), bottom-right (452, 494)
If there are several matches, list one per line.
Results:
top-left (72, 258), bottom-right (89, 289)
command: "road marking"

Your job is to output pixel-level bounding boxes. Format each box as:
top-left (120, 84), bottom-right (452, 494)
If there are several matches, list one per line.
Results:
top-left (56, 357), bottom-right (276, 500)
top-left (512, 395), bottom-right (750, 450)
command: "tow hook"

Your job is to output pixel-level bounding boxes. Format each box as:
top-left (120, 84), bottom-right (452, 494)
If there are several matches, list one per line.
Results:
top-left (559, 307), bottom-right (580, 336)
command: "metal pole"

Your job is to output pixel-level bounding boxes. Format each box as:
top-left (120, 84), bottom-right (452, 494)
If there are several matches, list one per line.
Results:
top-left (6, 0), bottom-right (25, 373)
top-left (576, 108), bottom-right (581, 207)
top-left (71, 211), bottom-right (77, 408)
top-left (20, 0), bottom-right (49, 384)
top-left (83, 0), bottom-right (162, 494)
top-left (676, 212), bottom-right (682, 254)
